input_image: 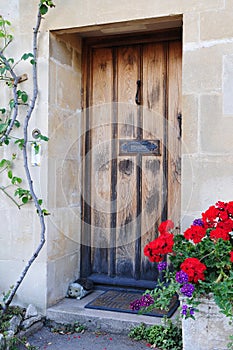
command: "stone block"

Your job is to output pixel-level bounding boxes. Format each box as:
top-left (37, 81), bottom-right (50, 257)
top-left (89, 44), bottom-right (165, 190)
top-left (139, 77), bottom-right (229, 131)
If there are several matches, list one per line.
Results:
top-left (46, 0), bottom-right (224, 30)
top-left (181, 154), bottom-right (233, 215)
top-left (48, 108), bottom-right (81, 159)
top-left (223, 54), bottom-right (233, 115)
top-left (182, 94), bottom-right (199, 154)
top-left (183, 12), bottom-right (200, 44)
top-left (49, 60), bottom-right (57, 105)
top-left (50, 34), bottom-right (73, 66)
top-left (47, 252), bottom-right (80, 306)
top-left (201, 9), bottom-right (233, 40)
top-left (183, 47), bottom-right (222, 93)
top-left (200, 94), bottom-right (233, 153)
top-left (56, 65), bottom-right (81, 110)
top-left (182, 297), bottom-right (232, 350)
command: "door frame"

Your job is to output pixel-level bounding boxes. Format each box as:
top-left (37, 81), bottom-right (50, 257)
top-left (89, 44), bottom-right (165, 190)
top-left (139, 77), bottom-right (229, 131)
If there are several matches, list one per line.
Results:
top-left (80, 28), bottom-right (182, 286)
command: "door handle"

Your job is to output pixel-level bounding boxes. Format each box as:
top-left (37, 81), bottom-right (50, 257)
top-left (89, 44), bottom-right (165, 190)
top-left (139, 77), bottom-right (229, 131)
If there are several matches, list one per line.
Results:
top-left (135, 80), bottom-right (141, 105)
top-left (177, 113), bottom-right (182, 139)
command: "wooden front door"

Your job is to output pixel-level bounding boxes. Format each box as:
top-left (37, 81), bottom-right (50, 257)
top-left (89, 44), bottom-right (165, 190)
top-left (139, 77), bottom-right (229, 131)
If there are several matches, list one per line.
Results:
top-left (81, 30), bottom-right (182, 289)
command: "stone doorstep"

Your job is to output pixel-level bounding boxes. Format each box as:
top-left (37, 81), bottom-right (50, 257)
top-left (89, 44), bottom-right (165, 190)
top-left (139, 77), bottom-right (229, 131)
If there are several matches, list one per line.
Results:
top-left (46, 290), bottom-right (179, 335)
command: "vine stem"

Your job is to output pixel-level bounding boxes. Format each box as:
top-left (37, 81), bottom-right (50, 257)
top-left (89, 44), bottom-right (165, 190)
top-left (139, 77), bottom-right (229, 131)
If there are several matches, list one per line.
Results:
top-left (0, 187), bottom-right (21, 209)
top-left (3, 8), bottom-right (46, 310)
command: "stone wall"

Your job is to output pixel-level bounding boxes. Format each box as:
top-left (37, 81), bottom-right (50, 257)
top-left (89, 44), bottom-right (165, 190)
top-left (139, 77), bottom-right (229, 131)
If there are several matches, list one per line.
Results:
top-left (0, 0), bottom-right (233, 312)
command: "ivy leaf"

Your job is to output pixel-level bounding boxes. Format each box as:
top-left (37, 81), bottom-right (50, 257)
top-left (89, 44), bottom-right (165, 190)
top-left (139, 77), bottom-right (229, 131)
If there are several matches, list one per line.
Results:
top-left (22, 196), bottom-right (29, 204)
top-left (7, 58), bottom-right (14, 64)
top-left (0, 159), bottom-right (11, 168)
top-left (38, 199), bottom-right (43, 205)
top-left (11, 176), bottom-right (22, 185)
top-left (4, 137), bottom-right (10, 145)
top-left (15, 138), bottom-right (25, 150)
top-left (7, 170), bottom-right (12, 179)
top-left (42, 209), bottom-right (50, 216)
top-left (9, 99), bottom-right (15, 110)
top-left (39, 4), bottom-right (48, 15)
top-left (30, 59), bottom-right (36, 65)
top-left (33, 142), bottom-right (40, 155)
top-left (21, 91), bottom-right (28, 103)
top-left (0, 123), bottom-right (8, 133)
top-left (0, 108), bottom-right (6, 114)
top-left (21, 53), bottom-right (34, 61)
top-left (38, 134), bottom-right (49, 142)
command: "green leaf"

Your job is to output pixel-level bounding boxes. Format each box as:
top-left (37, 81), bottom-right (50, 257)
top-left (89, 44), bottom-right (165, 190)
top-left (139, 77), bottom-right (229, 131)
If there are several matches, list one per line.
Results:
top-left (7, 58), bottom-right (14, 64)
top-left (15, 138), bottom-right (25, 150)
top-left (11, 176), bottom-right (22, 185)
top-left (38, 199), bottom-right (43, 205)
top-left (4, 137), bottom-right (10, 145)
top-left (33, 142), bottom-right (40, 155)
top-left (0, 123), bottom-right (8, 133)
top-left (39, 4), bottom-right (48, 15)
top-left (42, 209), bottom-right (50, 216)
top-left (21, 53), bottom-right (34, 61)
top-left (9, 99), bottom-right (15, 110)
top-left (0, 108), bottom-right (6, 114)
top-left (21, 91), bottom-right (28, 103)
top-left (38, 134), bottom-right (49, 142)
top-left (7, 170), bottom-right (12, 179)
top-left (22, 196), bottom-right (29, 204)
top-left (0, 159), bottom-right (11, 168)
top-left (30, 59), bottom-right (36, 65)
top-left (14, 120), bottom-right (20, 128)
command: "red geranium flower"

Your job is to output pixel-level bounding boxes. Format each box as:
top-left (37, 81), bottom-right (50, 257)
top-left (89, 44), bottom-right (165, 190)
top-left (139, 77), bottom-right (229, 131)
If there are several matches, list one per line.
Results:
top-left (210, 227), bottom-right (230, 241)
top-left (202, 205), bottom-right (220, 228)
top-left (158, 220), bottom-right (174, 234)
top-left (227, 201), bottom-right (233, 216)
top-left (180, 257), bottom-right (206, 283)
top-left (216, 218), bottom-right (233, 232)
top-left (184, 225), bottom-right (206, 244)
top-left (144, 232), bottom-right (174, 262)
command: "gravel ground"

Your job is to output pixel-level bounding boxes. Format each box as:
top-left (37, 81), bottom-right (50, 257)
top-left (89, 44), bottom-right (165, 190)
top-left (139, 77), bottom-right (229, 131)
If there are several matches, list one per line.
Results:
top-left (18, 326), bottom-right (151, 350)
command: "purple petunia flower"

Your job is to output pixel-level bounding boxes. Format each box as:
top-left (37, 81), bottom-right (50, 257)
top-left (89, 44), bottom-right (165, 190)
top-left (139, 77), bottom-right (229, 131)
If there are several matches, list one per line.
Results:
top-left (190, 308), bottom-right (195, 316)
top-left (193, 218), bottom-right (204, 227)
top-left (180, 283), bottom-right (195, 297)
top-left (130, 299), bottom-right (141, 311)
top-left (157, 261), bottom-right (167, 271)
top-left (181, 304), bottom-right (188, 315)
top-left (140, 294), bottom-right (154, 307)
top-left (176, 270), bottom-right (189, 284)
top-left (130, 294), bottom-right (154, 311)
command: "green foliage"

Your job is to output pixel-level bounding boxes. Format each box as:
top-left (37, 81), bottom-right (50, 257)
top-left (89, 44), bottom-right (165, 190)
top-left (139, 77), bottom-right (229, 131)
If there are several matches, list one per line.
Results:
top-left (14, 188), bottom-right (32, 204)
top-left (228, 335), bottom-right (233, 350)
top-left (39, 0), bottom-right (55, 15)
top-left (50, 321), bottom-right (86, 334)
top-left (129, 319), bottom-right (182, 350)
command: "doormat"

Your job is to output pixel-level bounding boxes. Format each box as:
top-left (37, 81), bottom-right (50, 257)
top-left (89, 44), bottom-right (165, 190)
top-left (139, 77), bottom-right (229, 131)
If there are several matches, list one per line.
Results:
top-left (85, 289), bottom-right (179, 318)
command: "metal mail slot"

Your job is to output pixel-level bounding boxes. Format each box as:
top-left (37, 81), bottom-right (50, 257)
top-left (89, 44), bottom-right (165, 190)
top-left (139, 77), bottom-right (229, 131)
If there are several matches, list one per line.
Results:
top-left (119, 139), bottom-right (160, 155)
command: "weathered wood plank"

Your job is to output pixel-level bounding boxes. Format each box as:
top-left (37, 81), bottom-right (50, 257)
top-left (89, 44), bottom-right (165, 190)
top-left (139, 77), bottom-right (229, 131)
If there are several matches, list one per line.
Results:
top-left (91, 48), bottom-right (113, 273)
top-left (140, 43), bottom-right (166, 279)
top-left (116, 46), bottom-right (139, 278)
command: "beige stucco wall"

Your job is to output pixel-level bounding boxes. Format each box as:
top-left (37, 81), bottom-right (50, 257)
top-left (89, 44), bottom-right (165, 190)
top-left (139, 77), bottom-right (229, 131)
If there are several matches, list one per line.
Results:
top-left (1, 0), bottom-right (233, 312)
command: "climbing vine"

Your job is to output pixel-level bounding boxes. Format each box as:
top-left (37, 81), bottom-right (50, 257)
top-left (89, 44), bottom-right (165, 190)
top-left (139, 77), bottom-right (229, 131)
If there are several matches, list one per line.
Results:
top-left (0, 0), bottom-right (55, 312)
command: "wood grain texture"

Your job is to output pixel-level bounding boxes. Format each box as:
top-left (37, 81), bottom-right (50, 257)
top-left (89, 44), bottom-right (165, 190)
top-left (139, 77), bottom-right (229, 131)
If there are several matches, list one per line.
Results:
top-left (116, 46), bottom-right (139, 278)
top-left (91, 48), bottom-right (113, 272)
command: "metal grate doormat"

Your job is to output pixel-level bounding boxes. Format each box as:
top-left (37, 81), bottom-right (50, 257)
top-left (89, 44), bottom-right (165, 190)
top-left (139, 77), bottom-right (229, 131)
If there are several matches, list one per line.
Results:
top-left (85, 289), bottom-right (179, 318)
